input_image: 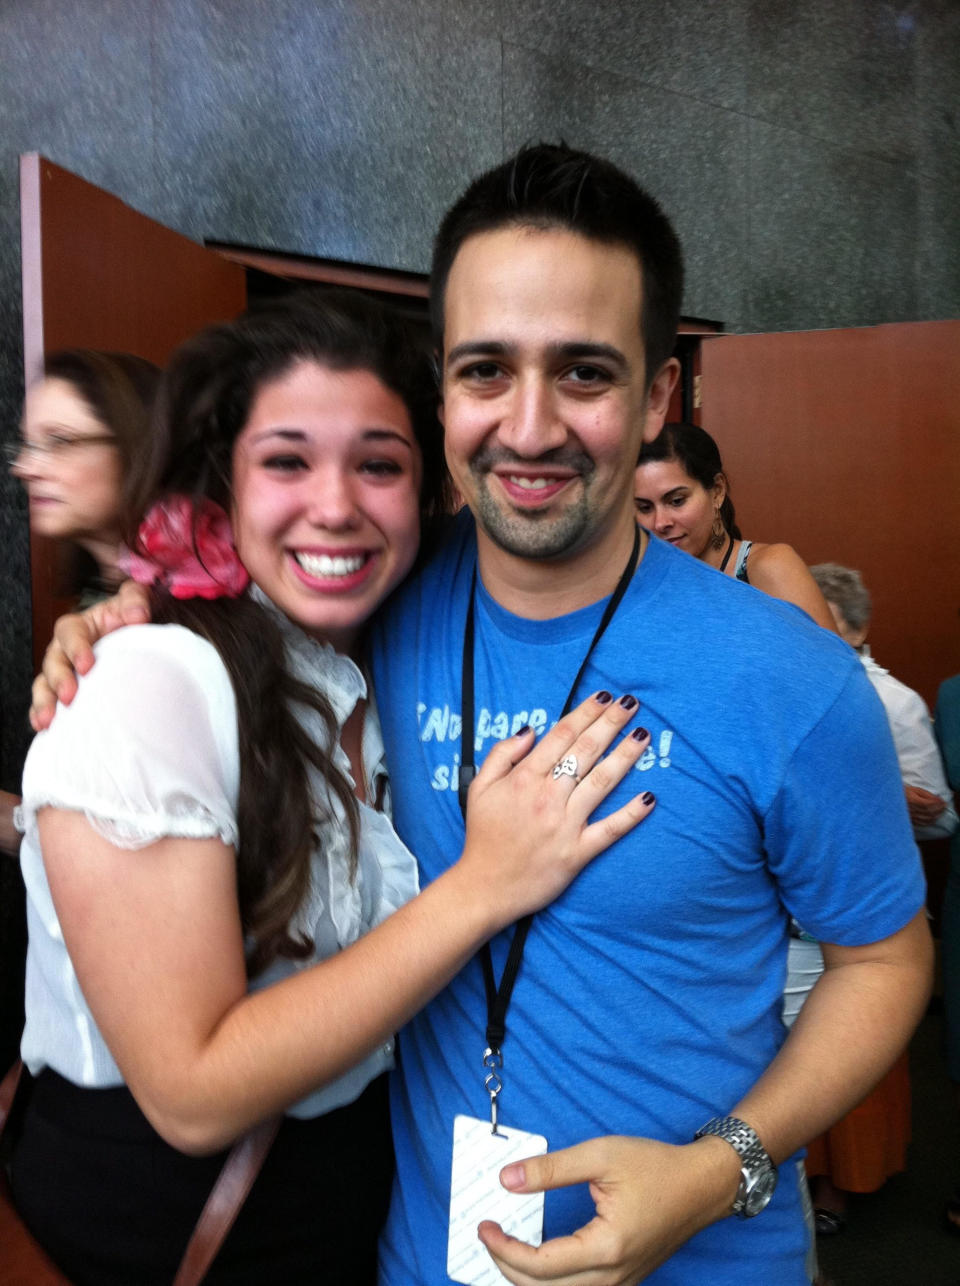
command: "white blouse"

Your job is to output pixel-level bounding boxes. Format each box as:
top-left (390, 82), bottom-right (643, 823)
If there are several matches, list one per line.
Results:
top-left (18, 596), bottom-right (419, 1120)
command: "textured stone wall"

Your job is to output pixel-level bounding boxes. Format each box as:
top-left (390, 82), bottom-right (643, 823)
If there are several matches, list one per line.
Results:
top-left (0, 0), bottom-right (958, 785)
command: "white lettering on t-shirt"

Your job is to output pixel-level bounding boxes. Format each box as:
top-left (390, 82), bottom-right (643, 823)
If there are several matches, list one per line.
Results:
top-left (419, 700), bottom-right (676, 789)
top-left (416, 702), bottom-right (463, 743)
top-left (474, 707), bottom-right (549, 752)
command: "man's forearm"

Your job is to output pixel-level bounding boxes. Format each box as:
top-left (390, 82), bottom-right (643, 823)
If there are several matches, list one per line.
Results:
top-left (479, 911), bottom-right (932, 1285)
top-left (731, 909), bottom-right (932, 1164)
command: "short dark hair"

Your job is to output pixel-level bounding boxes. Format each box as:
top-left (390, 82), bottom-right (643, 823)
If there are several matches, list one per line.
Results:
top-left (430, 142), bottom-right (684, 385)
top-left (43, 348), bottom-right (161, 531)
top-left (145, 288), bottom-right (452, 551)
top-left (637, 421), bottom-right (741, 540)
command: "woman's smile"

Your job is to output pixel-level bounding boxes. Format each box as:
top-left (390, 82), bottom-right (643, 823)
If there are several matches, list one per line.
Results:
top-left (231, 359), bottom-right (422, 654)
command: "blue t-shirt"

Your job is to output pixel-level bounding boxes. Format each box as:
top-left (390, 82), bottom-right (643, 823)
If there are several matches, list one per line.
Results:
top-left (371, 514), bottom-right (925, 1286)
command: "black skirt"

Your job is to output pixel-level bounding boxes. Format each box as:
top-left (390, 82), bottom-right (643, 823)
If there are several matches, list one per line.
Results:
top-left (9, 1067), bottom-right (394, 1286)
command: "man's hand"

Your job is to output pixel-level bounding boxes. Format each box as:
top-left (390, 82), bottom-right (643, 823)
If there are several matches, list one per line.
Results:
top-left (478, 1134), bottom-right (740, 1286)
top-left (30, 581), bottom-right (152, 731)
top-left (904, 785), bottom-right (946, 828)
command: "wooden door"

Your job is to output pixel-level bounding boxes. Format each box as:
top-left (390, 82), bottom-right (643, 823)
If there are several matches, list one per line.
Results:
top-left (700, 322), bottom-right (960, 709)
top-left (20, 154), bottom-right (248, 668)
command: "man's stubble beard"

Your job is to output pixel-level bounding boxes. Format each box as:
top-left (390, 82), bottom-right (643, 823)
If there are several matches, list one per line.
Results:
top-left (471, 474), bottom-right (596, 561)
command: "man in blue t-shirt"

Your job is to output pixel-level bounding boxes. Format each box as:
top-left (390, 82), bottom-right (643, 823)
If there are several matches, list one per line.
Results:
top-left (370, 144), bottom-right (930, 1284)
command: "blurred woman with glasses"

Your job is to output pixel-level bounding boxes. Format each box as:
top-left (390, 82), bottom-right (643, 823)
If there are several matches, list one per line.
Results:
top-left (2, 351), bottom-right (160, 856)
top-left (9, 349), bottom-right (161, 606)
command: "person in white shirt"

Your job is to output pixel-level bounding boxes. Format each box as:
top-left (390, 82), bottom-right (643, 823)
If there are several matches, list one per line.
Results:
top-left (798, 561), bottom-right (953, 1233)
top-left (810, 562), bottom-right (957, 840)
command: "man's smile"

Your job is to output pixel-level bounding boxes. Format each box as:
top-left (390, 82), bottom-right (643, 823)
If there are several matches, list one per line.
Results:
top-left (491, 467), bottom-right (580, 507)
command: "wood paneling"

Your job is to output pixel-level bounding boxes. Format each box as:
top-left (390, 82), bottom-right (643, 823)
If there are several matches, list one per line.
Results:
top-left (701, 322), bottom-right (960, 706)
top-left (207, 243), bottom-right (430, 299)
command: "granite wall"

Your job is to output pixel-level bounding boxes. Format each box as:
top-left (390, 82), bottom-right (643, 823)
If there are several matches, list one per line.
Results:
top-left (0, 0), bottom-right (958, 787)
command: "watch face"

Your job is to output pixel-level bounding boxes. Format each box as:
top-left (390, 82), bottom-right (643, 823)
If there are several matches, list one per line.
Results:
top-left (742, 1167), bottom-right (778, 1216)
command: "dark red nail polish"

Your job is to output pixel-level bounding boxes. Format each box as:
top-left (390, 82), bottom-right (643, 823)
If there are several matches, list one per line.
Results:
top-left (618, 695), bottom-right (638, 710)
top-left (514, 725), bottom-right (531, 737)
top-left (631, 727), bottom-right (649, 742)
top-left (594, 690), bottom-right (613, 704)
top-left (642, 791), bottom-right (655, 805)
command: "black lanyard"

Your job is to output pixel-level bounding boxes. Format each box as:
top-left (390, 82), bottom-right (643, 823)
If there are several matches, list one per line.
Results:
top-left (458, 524), bottom-right (641, 1126)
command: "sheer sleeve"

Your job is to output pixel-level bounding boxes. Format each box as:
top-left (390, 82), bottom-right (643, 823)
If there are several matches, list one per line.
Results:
top-left (19, 624), bottom-right (240, 850)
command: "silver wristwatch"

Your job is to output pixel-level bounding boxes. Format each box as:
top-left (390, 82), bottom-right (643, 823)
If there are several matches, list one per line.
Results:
top-left (694, 1116), bottom-right (778, 1217)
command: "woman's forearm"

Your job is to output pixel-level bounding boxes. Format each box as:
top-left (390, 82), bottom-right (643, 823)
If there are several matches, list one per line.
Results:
top-left (43, 697), bottom-right (652, 1153)
top-left (161, 859), bottom-right (499, 1152)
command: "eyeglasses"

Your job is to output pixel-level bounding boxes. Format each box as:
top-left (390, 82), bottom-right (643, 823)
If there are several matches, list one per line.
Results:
top-left (4, 433), bottom-right (117, 468)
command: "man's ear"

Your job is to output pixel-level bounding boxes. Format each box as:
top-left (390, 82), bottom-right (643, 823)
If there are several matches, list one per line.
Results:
top-left (641, 357), bottom-right (680, 442)
top-left (434, 349), bottom-right (445, 428)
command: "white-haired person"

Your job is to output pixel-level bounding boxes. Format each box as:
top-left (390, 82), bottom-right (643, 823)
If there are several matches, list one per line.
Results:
top-left (811, 563), bottom-right (956, 841)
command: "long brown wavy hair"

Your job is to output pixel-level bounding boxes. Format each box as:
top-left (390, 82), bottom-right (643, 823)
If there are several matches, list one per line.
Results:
top-left (132, 290), bottom-right (451, 976)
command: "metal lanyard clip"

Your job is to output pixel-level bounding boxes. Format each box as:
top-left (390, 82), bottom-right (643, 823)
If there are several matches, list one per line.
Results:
top-left (482, 1046), bottom-right (503, 1135)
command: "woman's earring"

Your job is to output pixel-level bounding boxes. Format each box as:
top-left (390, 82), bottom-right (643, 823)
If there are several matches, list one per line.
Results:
top-left (710, 508), bottom-right (726, 550)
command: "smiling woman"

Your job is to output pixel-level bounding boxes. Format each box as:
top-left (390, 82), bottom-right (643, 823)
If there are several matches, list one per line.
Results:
top-left (230, 362), bottom-right (422, 654)
top-left (10, 290), bottom-right (656, 1284)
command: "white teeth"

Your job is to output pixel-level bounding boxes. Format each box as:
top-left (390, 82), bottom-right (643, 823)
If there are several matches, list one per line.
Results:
top-left (508, 476), bottom-right (553, 490)
top-left (295, 551), bottom-right (366, 578)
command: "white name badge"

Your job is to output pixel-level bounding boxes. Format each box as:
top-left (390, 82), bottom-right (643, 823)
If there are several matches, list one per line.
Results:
top-left (447, 1113), bottom-right (548, 1286)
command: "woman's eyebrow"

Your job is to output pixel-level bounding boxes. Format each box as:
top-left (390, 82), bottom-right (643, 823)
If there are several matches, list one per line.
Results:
top-left (247, 427), bottom-right (308, 444)
top-left (246, 427), bottom-right (414, 449)
top-left (31, 420), bottom-right (98, 435)
top-left (361, 429), bottom-right (415, 450)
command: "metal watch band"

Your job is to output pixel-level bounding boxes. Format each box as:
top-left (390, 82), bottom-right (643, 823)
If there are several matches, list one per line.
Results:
top-left (694, 1115), bottom-right (776, 1217)
top-left (695, 1115), bottom-right (767, 1164)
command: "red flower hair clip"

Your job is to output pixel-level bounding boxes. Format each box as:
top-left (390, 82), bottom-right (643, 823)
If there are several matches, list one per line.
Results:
top-left (120, 495), bottom-right (249, 600)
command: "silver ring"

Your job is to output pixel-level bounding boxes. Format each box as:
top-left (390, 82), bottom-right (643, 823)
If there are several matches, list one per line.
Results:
top-left (552, 754), bottom-right (580, 782)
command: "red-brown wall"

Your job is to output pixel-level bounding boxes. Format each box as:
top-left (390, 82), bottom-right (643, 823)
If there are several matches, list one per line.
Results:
top-left (701, 322), bottom-right (960, 708)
